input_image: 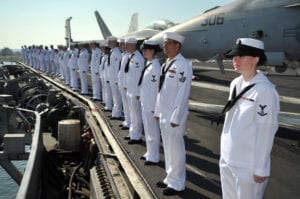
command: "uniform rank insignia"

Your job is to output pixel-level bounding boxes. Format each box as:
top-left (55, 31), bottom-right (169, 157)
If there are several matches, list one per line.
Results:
top-left (257, 104), bottom-right (268, 116)
top-left (169, 69), bottom-right (176, 74)
top-left (151, 75), bottom-right (157, 82)
top-left (179, 71), bottom-right (186, 82)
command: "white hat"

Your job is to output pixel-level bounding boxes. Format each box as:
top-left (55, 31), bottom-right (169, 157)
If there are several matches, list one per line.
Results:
top-left (119, 38), bottom-right (125, 43)
top-left (226, 38), bottom-right (267, 65)
top-left (236, 38), bottom-right (264, 50)
top-left (143, 40), bottom-right (159, 45)
top-left (107, 36), bottom-right (118, 41)
top-left (125, 37), bottom-right (137, 44)
top-left (163, 32), bottom-right (185, 44)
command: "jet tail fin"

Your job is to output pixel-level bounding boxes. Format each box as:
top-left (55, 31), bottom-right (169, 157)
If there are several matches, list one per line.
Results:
top-left (65, 17), bottom-right (72, 48)
top-left (127, 12), bottom-right (138, 33)
top-left (94, 11), bottom-right (112, 39)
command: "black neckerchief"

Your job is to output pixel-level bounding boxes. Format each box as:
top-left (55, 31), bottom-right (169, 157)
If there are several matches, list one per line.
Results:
top-left (138, 62), bottom-right (152, 86)
top-left (159, 59), bottom-right (176, 92)
top-left (212, 83), bottom-right (256, 125)
top-left (124, 53), bottom-right (135, 73)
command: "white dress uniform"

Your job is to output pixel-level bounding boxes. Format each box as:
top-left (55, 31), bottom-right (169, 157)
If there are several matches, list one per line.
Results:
top-left (21, 47), bottom-right (26, 63)
top-left (108, 47), bottom-right (122, 117)
top-left (118, 52), bottom-right (130, 127)
top-left (103, 53), bottom-right (113, 110)
top-left (68, 48), bottom-right (79, 91)
top-left (91, 47), bottom-right (102, 100)
top-left (62, 50), bottom-right (71, 85)
top-left (29, 48), bottom-right (34, 67)
top-left (58, 49), bottom-right (64, 78)
top-left (78, 48), bottom-right (89, 95)
top-left (39, 48), bottom-right (45, 71)
top-left (220, 71), bottom-right (279, 199)
top-left (34, 48), bottom-right (39, 69)
top-left (45, 49), bottom-right (51, 73)
top-left (140, 58), bottom-right (161, 162)
top-left (154, 53), bottom-right (192, 191)
top-left (54, 50), bottom-right (59, 75)
top-left (125, 50), bottom-right (145, 140)
top-left (50, 48), bottom-right (55, 74)
top-left (99, 54), bottom-right (106, 100)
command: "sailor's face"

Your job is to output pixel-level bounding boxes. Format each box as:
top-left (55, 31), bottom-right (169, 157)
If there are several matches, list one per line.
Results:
top-left (126, 43), bottom-right (136, 53)
top-left (142, 48), bottom-right (155, 60)
top-left (163, 39), bottom-right (179, 58)
top-left (233, 55), bottom-right (258, 73)
top-left (108, 40), bottom-right (116, 48)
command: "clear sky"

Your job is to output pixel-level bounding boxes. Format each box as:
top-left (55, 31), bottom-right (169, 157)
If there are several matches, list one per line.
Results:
top-left (0, 0), bottom-right (234, 49)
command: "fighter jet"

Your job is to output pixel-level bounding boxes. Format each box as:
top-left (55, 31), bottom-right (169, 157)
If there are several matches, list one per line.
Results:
top-left (120, 18), bottom-right (176, 46)
top-left (150, 0), bottom-right (300, 74)
top-left (65, 17), bottom-right (73, 47)
top-left (94, 11), bottom-right (112, 39)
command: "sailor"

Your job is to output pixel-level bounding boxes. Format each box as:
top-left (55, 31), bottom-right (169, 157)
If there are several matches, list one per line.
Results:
top-left (29, 46), bottom-right (34, 67)
top-left (154, 32), bottom-right (192, 195)
top-left (123, 37), bottom-right (145, 144)
top-left (139, 40), bottom-right (162, 165)
top-left (39, 45), bottom-right (45, 71)
top-left (23, 45), bottom-right (28, 65)
top-left (99, 42), bottom-right (112, 110)
top-left (50, 45), bottom-right (55, 74)
top-left (53, 49), bottom-right (59, 76)
top-left (219, 38), bottom-right (279, 199)
top-left (90, 41), bottom-right (102, 101)
top-left (107, 36), bottom-right (123, 119)
top-left (68, 43), bottom-right (79, 91)
top-left (62, 46), bottom-right (71, 85)
top-left (58, 45), bottom-right (64, 78)
top-left (78, 43), bottom-right (89, 95)
top-left (21, 46), bottom-right (26, 63)
top-left (44, 46), bottom-right (51, 73)
top-left (118, 38), bottom-right (130, 129)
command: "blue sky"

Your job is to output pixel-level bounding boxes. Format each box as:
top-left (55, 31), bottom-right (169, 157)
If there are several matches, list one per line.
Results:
top-left (0, 0), bottom-right (234, 49)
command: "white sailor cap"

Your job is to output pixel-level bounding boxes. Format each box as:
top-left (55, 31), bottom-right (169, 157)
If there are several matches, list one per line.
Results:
top-left (100, 40), bottom-right (109, 47)
top-left (238, 38), bottom-right (264, 50)
top-left (226, 38), bottom-right (267, 65)
top-left (107, 36), bottom-right (118, 41)
top-left (163, 32), bottom-right (185, 44)
top-left (141, 40), bottom-right (161, 52)
top-left (143, 40), bottom-right (159, 46)
top-left (125, 37), bottom-right (137, 44)
top-left (119, 38), bottom-right (125, 43)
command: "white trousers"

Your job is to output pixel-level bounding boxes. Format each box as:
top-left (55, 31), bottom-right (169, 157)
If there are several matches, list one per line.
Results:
top-left (79, 70), bottom-right (88, 94)
top-left (51, 61), bottom-right (56, 74)
top-left (66, 66), bottom-right (71, 85)
top-left (160, 119), bottom-right (186, 191)
top-left (45, 60), bottom-right (50, 73)
top-left (219, 159), bottom-right (268, 199)
top-left (100, 77), bottom-right (106, 101)
top-left (59, 63), bottom-right (65, 80)
top-left (70, 68), bottom-right (79, 90)
top-left (141, 108), bottom-right (160, 163)
top-left (110, 82), bottom-right (123, 117)
top-left (127, 93), bottom-right (143, 140)
top-left (119, 86), bottom-right (130, 127)
top-left (91, 72), bottom-right (101, 99)
top-left (104, 81), bottom-right (113, 110)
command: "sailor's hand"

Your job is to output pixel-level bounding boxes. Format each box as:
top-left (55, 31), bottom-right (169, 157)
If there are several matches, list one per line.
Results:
top-left (253, 175), bottom-right (267, 183)
top-left (171, 123), bottom-right (179, 128)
